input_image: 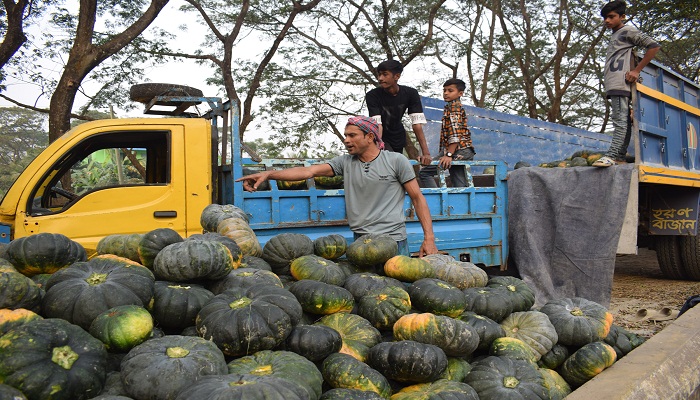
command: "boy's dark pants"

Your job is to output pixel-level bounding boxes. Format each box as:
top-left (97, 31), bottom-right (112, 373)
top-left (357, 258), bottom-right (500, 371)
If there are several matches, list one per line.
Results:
top-left (606, 95), bottom-right (632, 160)
top-left (418, 148), bottom-right (475, 188)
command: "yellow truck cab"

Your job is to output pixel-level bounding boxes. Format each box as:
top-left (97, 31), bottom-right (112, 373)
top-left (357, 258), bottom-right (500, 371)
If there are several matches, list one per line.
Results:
top-left (0, 117), bottom-right (215, 253)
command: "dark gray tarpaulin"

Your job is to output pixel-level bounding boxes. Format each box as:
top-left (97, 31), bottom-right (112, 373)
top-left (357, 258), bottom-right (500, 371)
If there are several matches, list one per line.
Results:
top-left (508, 164), bottom-right (635, 308)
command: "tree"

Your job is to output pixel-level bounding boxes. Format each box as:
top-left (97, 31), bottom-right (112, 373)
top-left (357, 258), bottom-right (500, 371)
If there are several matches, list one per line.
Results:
top-left (632, 0), bottom-right (700, 82)
top-left (0, 107), bottom-right (48, 195)
top-left (148, 0), bottom-right (323, 142)
top-left (46, 0), bottom-right (171, 142)
top-left (251, 0), bottom-right (446, 159)
top-left (0, 0), bottom-right (56, 86)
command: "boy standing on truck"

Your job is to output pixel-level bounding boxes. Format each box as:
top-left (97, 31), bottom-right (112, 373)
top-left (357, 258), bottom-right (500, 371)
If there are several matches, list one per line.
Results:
top-left (237, 116), bottom-right (438, 257)
top-left (418, 78), bottom-right (474, 187)
top-left (593, 0), bottom-right (660, 167)
top-left (366, 60), bottom-right (432, 166)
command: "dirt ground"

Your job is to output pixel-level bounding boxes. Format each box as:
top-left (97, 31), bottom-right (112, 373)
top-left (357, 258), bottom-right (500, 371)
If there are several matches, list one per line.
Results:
top-left (610, 248), bottom-right (700, 338)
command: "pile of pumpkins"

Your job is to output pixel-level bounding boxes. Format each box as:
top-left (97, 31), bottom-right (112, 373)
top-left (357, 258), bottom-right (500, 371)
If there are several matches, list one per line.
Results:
top-left (521, 150), bottom-right (635, 169)
top-left (0, 203), bottom-right (646, 400)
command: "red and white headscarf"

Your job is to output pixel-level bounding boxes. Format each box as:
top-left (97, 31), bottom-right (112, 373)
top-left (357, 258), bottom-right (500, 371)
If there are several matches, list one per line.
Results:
top-left (346, 116), bottom-right (384, 150)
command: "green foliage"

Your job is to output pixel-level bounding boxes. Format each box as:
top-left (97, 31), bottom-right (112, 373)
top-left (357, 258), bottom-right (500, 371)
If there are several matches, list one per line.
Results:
top-left (632, 0), bottom-right (700, 82)
top-left (70, 151), bottom-right (145, 195)
top-left (0, 108), bottom-right (48, 196)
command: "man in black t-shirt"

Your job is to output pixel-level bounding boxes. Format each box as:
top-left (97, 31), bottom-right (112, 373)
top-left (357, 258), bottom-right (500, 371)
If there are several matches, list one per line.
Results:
top-left (366, 60), bottom-right (431, 165)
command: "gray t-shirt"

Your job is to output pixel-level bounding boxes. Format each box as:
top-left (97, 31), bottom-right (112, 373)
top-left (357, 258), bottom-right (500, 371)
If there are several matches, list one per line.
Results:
top-left (327, 151), bottom-right (416, 240)
top-left (604, 24), bottom-right (660, 97)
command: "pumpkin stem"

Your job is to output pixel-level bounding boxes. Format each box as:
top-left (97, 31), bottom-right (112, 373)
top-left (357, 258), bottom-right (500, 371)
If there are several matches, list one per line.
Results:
top-left (507, 285), bottom-right (516, 292)
top-left (570, 307), bottom-right (584, 316)
top-left (85, 272), bottom-right (108, 285)
top-left (503, 376), bottom-right (520, 388)
top-left (52, 345), bottom-right (80, 370)
top-left (229, 297), bottom-right (253, 309)
top-left (166, 347), bottom-right (190, 358)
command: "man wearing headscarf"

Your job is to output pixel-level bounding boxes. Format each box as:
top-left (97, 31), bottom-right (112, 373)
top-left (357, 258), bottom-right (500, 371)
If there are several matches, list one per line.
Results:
top-left (237, 116), bottom-right (437, 257)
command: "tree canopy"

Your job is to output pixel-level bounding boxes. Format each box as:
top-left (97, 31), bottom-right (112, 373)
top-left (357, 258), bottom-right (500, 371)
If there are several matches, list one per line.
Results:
top-left (0, 0), bottom-right (698, 153)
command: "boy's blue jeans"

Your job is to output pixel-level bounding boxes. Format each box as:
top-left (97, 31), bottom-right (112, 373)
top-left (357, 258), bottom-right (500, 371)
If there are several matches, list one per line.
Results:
top-left (606, 95), bottom-right (632, 161)
top-left (418, 147), bottom-right (475, 188)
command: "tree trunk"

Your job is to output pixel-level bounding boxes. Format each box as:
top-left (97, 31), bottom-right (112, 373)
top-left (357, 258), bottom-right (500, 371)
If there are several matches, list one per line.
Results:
top-left (0, 0), bottom-right (28, 69)
top-left (47, 0), bottom-right (170, 142)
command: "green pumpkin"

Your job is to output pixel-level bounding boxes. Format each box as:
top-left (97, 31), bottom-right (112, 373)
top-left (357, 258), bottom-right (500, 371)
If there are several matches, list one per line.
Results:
top-left (499, 311), bottom-right (559, 360)
top-left (262, 233), bottom-right (315, 275)
top-left (346, 233), bottom-right (398, 269)
top-left (240, 255), bottom-right (272, 271)
top-left (343, 272), bottom-right (404, 300)
top-left (367, 340), bottom-right (448, 383)
top-left (314, 175), bottom-right (344, 189)
top-left (489, 337), bottom-right (539, 364)
top-left (384, 255), bottom-right (435, 282)
top-left (284, 324), bottom-right (343, 362)
top-left (423, 254), bottom-right (488, 289)
top-left (89, 305), bottom-right (153, 353)
top-left (226, 350), bottom-right (323, 400)
top-left (392, 379), bottom-right (479, 399)
top-left (408, 278), bottom-right (467, 317)
top-left (216, 217), bottom-right (263, 257)
top-left (0, 308), bottom-right (42, 336)
top-left (357, 285), bottom-right (411, 330)
top-left (538, 344), bottom-right (570, 370)
top-left (462, 286), bottom-right (513, 322)
top-left (195, 285), bottom-right (302, 356)
top-left (151, 281), bottom-right (214, 331)
top-left (96, 233), bottom-right (143, 263)
top-left (200, 203), bottom-right (249, 232)
top-left (153, 239), bottom-right (236, 282)
top-left (440, 358), bottom-right (473, 382)
top-left (121, 335), bottom-right (228, 400)
top-left (315, 312), bottom-right (381, 362)
top-left (313, 234), bottom-right (347, 260)
top-left (465, 356), bottom-right (549, 399)
top-left (288, 279), bottom-right (355, 315)
top-left (207, 267), bottom-right (283, 294)
top-left (539, 368), bottom-right (572, 400)
top-left (177, 373), bottom-right (308, 399)
top-left (0, 384), bottom-right (27, 400)
top-left (604, 324), bottom-right (645, 359)
top-left (320, 388), bottom-right (385, 399)
top-left (137, 228), bottom-right (183, 269)
top-left (558, 341), bottom-right (617, 388)
top-left (487, 276), bottom-right (535, 312)
top-left (0, 271), bottom-right (42, 312)
top-left (186, 232), bottom-right (243, 265)
top-left (42, 256), bottom-right (155, 330)
top-left (277, 179), bottom-right (308, 190)
top-left (393, 312), bottom-right (479, 357)
top-left (456, 311), bottom-right (506, 352)
top-left (0, 318), bottom-right (107, 400)
top-left (539, 297), bottom-right (613, 347)
top-left (321, 353), bottom-right (392, 398)
top-left (6, 233), bottom-right (86, 277)
top-left (290, 254), bottom-right (346, 285)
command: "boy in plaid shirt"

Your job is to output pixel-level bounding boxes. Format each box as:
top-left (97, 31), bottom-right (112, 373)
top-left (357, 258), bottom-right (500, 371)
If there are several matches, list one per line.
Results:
top-left (419, 78), bottom-right (475, 187)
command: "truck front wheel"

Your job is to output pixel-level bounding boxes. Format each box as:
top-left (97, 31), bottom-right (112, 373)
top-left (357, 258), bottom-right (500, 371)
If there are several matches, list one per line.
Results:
top-left (655, 235), bottom-right (690, 280)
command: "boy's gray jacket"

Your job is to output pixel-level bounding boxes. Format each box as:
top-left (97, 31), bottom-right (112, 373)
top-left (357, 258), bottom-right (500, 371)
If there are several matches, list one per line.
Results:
top-left (604, 24), bottom-right (660, 97)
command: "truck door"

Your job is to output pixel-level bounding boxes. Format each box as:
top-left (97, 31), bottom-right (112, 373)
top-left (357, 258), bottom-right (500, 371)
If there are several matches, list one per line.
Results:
top-left (16, 127), bottom-right (187, 253)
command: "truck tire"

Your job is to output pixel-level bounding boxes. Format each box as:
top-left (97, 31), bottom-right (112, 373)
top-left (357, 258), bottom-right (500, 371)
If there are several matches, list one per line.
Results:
top-left (679, 232), bottom-right (700, 281)
top-left (129, 83), bottom-right (203, 104)
top-left (655, 235), bottom-right (690, 280)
